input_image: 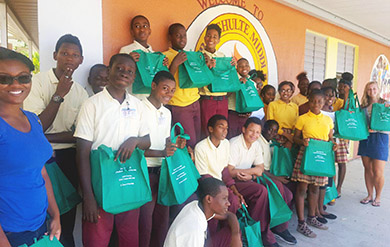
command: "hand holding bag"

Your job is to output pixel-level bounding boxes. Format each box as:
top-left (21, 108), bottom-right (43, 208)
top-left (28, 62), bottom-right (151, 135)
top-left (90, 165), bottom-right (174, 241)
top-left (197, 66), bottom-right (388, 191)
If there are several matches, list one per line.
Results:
top-left (300, 139), bottom-right (336, 177)
top-left (18, 236), bottom-right (63, 247)
top-left (235, 76), bottom-right (264, 113)
top-left (209, 57), bottom-right (241, 93)
top-left (178, 51), bottom-right (213, 88)
top-left (237, 204), bottom-right (263, 247)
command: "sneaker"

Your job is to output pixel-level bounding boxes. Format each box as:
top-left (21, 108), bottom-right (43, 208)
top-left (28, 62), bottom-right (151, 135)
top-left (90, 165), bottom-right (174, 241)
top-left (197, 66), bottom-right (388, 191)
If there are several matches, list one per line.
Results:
top-left (297, 222), bottom-right (316, 238)
top-left (272, 229), bottom-right (297, 245)
top-left (264, 243), bottom-right (280, 247)
top-left (317, 216), bottom-right (328, 224)
top-left (321, 213), bottom-right (337, 220)
top-left (307, 217), bottom-right (329, 230)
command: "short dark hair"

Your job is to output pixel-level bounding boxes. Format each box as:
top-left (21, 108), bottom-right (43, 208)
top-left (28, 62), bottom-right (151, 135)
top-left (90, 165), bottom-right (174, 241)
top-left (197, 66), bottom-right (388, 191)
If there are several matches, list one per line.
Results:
top-left (168, 23), bottom-right (185, 35)
top-left (321, 86), bottom-right (336, 96)
top-left (153, 70), bottom-right (175, 85)
top-left (308, 80), bottom-right (322, 90)
top-left (130, 15), bottom-right (150, 28)
top-left (237, 57), bottom-right (248, 64)
top-left (206, 24), bottom-right (221, 38)
top-left (260, 84), bottom-right (275, 97)
top-left (263, 120), bottom-right (279, 132)
top-left (308, 89), bottom-right (324, 100)
top-left (207, 114), bottom-right (227, 129)
top-left (55, 34), bottom-right (83, 56)
top-left (278, 81), bottom-right (295, 92)
top-left (243, 117), bottom-right (262, 128)
top-left (89, 64), bottom-right (107, 77)
top-left (108, 53), bottom-right (135, 68)
top-left (0, 47), bottom-right (34, 71)
top-left (197, 177), bottom-right (226, 202)
top-left (249, 69), bottom-right (266, 81)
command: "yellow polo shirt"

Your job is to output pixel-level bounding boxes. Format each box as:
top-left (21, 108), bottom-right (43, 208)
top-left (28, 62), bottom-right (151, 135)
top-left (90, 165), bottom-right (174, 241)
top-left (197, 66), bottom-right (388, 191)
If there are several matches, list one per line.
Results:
top-left (291, 93), bottom-right (308, 106)
top-left (163, 48), bottom-right (200, 107)
top-left (266, 99), bottom-right (299, 134)
top-left (333, 98), bottom-right (344, 111)
top-left (199, 49), bottom-right (226, 97)
top-left (24, 69), bottom-right (88, 150)
top-left (295, 111), bottom-right (334, 141)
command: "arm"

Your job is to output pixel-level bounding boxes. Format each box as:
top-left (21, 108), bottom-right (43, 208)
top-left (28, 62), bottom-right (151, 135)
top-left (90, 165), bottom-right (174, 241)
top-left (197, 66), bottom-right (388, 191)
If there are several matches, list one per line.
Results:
top-left (0, 225), bottom-right (10, 247)
top-left (293, 129), bottom-right (309, 147)
top-left (41, 167), bottom-right (61, 240)
top-left (144, 138), bottom-right (177, 158)
top-left (227, 164), bottom-right (263, 181)
top-left (45, 132), bottom-right (76, 143)
top-left (115, 135), bottom-right (151, 162)
top-left (264, 170), bottom-right (289, 184)
top-left (329, 130), bottom-right (338, 151)
top-left (213, 212), bottom-right (242, 247)
top-left (76, 138), bottom-right (99, 223)
top-left (169, 52), bottom-right (187, 75)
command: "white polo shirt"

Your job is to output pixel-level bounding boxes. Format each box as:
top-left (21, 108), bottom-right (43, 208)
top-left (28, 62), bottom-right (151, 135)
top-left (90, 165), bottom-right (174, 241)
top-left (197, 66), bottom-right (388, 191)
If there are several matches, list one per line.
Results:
top-left (164, 201), bottom-right (207, 247)
top-left (119, 40), bottom-right (154, 54)
top-left (142, 98), bottom-right (171, 167)
top-left (194, 137), bottom-right (230, 180)
top-left (258, 134), bottom-right (272, 171)
top-left (74, 88), bottom-right (149, 150)
top-left (23, 69), bottom-right (88, 150)
top-left (229, 134), bottom-right (264, 169)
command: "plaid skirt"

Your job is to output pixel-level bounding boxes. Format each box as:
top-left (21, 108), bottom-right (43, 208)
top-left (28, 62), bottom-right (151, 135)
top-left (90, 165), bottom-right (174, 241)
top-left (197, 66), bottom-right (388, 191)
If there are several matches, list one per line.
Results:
top-left (335, 138), bottom-right (349, 163)
top-left (291, 146), bottom-right (329, 186)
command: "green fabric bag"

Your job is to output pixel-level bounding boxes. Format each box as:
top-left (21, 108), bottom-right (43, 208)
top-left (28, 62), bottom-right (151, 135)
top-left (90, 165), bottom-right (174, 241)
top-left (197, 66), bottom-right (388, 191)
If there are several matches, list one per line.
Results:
top-left (18, 236), bottom-right (63, 247)
top-left (44, 162), bottom-right (81, 215)
top-left (269, 142), bottom-right (293, 177)
top-left (208, 57), bottom-right (241, 93)
top-left (257, 174), bottom-right (292, 228)
top-left (237, 204), bottom-right (263, 247)
top-left (370, 103), bottom-right (390, 131)
top-left (235, 80), bottom-right (264, 113)
top-left (132, 49), bottom-right (169, 94)
top-left (323, 183), bottom-right (338, 205)
top-left (335, 89), bottom-right (369, 140)
top-left (158, 123), bottom-right (200, 206)
top-left (90, 145), bottom-right (152, 214)
top-left (178, 51), bottom-right (213, 88)
top-left (300, 139), bottom-right (336, 177)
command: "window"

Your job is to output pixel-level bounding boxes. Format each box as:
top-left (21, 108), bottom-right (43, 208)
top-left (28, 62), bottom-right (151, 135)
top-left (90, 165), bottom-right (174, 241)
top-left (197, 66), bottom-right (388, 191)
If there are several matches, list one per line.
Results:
top-left (304, 32), bottom-right (327, 82)
top-left (337, 43), bottom-right (355, 74)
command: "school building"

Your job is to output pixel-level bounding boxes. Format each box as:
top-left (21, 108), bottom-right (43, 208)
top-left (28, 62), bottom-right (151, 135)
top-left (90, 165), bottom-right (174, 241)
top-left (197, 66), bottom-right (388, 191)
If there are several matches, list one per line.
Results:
top-left (1, 0), bottom-right (390, 157)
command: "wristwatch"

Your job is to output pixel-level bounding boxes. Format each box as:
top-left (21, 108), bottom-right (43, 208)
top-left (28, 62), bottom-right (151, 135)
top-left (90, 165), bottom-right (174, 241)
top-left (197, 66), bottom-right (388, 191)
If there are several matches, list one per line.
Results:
top-left (51, 94), bottom-right (64, 103)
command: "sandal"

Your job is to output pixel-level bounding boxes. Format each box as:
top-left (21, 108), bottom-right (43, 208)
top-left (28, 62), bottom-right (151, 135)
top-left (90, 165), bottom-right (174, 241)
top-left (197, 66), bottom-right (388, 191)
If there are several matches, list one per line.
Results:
top-left (321, 213), bottom-right (337, 220)
top-left (297, 222), bottom-right (316, 238)
top-left (360, 198), bottom-right (373, 205)
top-left (306, 217), bottom-right (328, 230)
top-left (372, 200), bottom-right (381, 207)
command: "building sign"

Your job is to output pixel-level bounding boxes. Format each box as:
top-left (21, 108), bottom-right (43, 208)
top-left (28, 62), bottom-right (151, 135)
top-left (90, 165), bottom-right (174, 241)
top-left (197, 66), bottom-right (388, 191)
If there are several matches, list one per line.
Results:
top-left (370, 55), bottom-right (390, 100)
top-left (186, 5), bottom-right (278, 86)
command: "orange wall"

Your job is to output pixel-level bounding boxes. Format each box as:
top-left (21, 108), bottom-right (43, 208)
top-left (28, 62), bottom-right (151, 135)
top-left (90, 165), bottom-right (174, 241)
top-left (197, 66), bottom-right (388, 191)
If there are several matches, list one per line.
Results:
top-left (102, 0), bottom-right (390, 95)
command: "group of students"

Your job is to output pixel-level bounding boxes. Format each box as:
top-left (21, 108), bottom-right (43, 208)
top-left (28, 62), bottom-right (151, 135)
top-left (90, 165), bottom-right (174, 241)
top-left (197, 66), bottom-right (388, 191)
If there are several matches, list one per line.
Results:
top-left (0, 13), bottom-right (388, 247)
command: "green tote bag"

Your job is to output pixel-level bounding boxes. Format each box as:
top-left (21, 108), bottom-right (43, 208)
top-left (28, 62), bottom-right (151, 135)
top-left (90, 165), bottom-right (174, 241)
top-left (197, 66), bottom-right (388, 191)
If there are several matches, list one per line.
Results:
top-left (178, 51), bottom-right (213, 88)
top-left (335, 89), bottom-right (369, 140)
top-left (300, 139), bottom-right (336, 177)
top-left (44, 162), bottom-right (82, 215)
top-left (208, 57), bottom-right (241, 93)
top-left (370, 103), bottom-right (390, 131)
top-left (237, 204), bottom-right (263, 247)
top-left (323, 183), bottom-right (338, 205)
top-left (132, 49), bottom-right (169, 94)
top-left (235, 80), bottom-right (264, 113)
top-left (158, 123), bottom-right (200, 206)
top-left (269, 142), bottom-right (294, 177)
top-left (90, 145), bottom-right (152, 214)
top-left (257, 174), bottom-right (292, 228)
top-left (18, 236), bottom-right (63, 247)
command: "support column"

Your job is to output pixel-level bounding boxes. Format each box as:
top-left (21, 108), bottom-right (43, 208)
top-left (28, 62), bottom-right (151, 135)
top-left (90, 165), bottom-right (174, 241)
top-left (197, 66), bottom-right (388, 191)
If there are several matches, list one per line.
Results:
top-left (0, 2), bottom-right (7, 48)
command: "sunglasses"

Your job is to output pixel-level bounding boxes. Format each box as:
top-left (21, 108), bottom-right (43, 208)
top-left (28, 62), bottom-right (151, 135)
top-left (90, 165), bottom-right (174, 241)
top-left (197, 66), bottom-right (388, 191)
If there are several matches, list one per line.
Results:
top-left (0, 74), bottom-right (32, 85)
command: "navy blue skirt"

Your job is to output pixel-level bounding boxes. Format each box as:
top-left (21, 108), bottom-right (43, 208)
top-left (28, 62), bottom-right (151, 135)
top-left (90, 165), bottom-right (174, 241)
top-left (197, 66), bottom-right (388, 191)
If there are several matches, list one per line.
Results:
top-left (358, 132), bottom-right (389, 161)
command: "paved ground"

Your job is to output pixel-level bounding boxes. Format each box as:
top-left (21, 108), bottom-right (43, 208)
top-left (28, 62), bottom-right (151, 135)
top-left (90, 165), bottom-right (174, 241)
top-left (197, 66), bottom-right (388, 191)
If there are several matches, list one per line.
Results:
top-left (73, 158), bottom-right (390, 247)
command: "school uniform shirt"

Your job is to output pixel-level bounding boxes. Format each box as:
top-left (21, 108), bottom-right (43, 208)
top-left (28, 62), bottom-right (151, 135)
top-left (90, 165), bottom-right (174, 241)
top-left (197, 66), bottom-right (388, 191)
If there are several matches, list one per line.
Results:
top-left (24, 69), bottom-right (88, 150)
top-left (266, 99), bottom-right (299, 134)
top-left (194, 137), bottom-right (230, 180)
top-left (74, 87), bottom-right (149, 150)
top-left (199, 49), bottom-right (226, 97)
top-left (291, 93), bottom-right (308, 106)
top-left (295, 110), bottom-right (334, 141)
top-left (142, 98), bottom-right (171, 167)
top-left (163, 48), bottom-right (200, 107)
top-left (257, 134), bottom-right (272, 171)
top-left (333, 98), bottom-right (344, 111)
top-left (85, 84), bottom-right (95, 97)
top-left (229, 134), bottom-right (264, 169)
top-left (164, 201), bottom-right (207, 247)
top-left (119, 40), bottom-right (154, 54)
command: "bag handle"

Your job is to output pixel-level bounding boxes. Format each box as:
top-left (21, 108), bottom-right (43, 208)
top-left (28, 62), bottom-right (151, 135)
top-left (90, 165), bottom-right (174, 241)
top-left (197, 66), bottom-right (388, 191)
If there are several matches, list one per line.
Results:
top-left (98, 145), bottom-right (115, 159)
top-left (212, 57), bottom-right (236, 75)
top-left (240, 203), bottom-right (250, 225)
top-left (170, 122), bottom-right (191, 144)
top-left (343, 89), bottom-right (357, 111)
top-left (181, 51), bottom-right (206, 70)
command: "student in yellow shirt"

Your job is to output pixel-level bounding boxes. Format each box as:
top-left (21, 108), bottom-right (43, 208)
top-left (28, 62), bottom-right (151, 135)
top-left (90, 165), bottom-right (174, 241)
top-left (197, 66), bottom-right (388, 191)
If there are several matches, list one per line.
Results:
top-left (291, 72), bottom-right (309, 106)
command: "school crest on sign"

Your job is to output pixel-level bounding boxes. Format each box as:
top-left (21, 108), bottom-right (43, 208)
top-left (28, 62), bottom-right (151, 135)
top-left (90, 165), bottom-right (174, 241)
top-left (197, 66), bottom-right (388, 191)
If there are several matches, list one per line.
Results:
top-left (186, 5), bottom-right (278, 87)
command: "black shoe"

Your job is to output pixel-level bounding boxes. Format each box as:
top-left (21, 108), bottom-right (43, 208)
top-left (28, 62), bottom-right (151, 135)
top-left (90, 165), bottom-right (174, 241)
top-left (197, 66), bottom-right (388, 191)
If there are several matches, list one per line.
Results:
top-left (317, 216), bottom-right (328, 224)
top-left (272, 229), bottom-right (297, 245)
top-left (265, 243), bottom-right (280, 247)
top-left (321, 213), bottom-right (337, 220)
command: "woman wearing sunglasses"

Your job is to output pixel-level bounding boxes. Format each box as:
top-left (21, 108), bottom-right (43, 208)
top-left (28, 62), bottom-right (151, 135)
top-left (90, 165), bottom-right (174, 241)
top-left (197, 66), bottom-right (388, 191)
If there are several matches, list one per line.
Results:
top-left (0, 48), bottom-right (61, 247)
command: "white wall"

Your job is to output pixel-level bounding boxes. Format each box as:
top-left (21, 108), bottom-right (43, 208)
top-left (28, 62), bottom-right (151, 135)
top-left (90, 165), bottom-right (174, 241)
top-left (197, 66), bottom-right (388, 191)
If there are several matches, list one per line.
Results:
top-left (38, 0), bottom-right (103, 87)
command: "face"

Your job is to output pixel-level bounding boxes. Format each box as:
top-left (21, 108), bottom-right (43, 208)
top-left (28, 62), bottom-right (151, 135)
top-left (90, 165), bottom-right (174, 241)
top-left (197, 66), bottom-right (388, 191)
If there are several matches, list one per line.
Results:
top-left (264, 124), bottom-right (278, 140)
top-left (237, 60), bottom-right (250, 78)
top-left (338, 83), bottom-right (350, 98)
top-left (131, 16), bottom-right (151, 43)
top-left (89, 67), bottom-right (109, 94)
top-left (253, 77), bottom-right (263, 92)
top-left (151, 79), bottom-right (176, 105)
top-left (53, 43), bottom-right (83, 72)
top-left (170, 26), bottom-right (187, 50)
top-left (209, 186), bottom-right (230, 215)
top-left (0, 59), bottom-right (32, 106)
top-left (309, 94), bottom-right (325, 113)
top-left (108, 57), bottom-right (136, 90)
top-left (366, 83), bottom-right (379, 99)
top-left (307, 83), bottom-right (321, 96)
top-left (242, 122), bottom-right (261, 144)
top-left (298, 79), bottom-right (309, 96)
top-left (204, 29), bottom-right (220, 51)
top-left (261, 88), bottom-right (276, 105)
top-left (209, 119), bottom-right (228, 140)
top-left (279, 84), bottom-right (293, 102)
top-left (324, 89), bottom-right (335, 107)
